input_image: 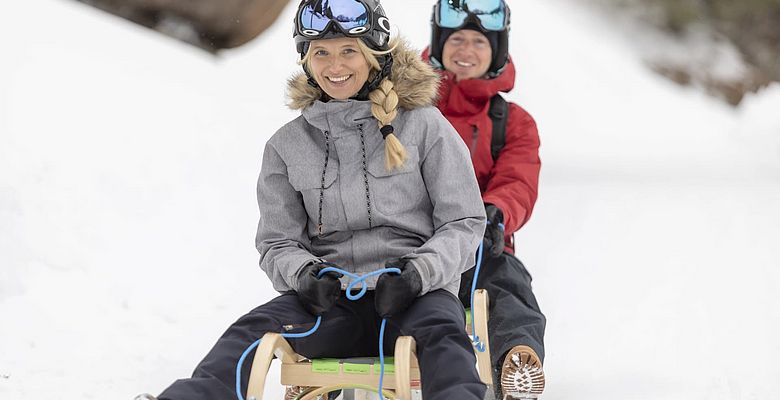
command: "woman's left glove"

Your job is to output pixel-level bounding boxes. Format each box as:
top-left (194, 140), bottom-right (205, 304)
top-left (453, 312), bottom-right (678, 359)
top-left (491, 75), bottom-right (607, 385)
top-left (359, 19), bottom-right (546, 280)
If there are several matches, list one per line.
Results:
top-left (375, 259), bottom-right (423, 318)
top-left (483, 204), bottom-right (506, 258)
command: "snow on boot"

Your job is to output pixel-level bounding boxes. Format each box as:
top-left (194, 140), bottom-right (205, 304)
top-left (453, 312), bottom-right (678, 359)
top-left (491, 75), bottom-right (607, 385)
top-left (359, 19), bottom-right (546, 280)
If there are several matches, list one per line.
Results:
top-left (500, 345), bottom-right (545, 399)
top-left (133, 394), bottom-right (158, 400)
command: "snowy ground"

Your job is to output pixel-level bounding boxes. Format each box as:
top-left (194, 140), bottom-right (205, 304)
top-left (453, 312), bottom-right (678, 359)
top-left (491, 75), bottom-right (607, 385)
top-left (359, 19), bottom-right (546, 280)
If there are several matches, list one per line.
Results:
top-left (1, 0), bottom-right (779, 399)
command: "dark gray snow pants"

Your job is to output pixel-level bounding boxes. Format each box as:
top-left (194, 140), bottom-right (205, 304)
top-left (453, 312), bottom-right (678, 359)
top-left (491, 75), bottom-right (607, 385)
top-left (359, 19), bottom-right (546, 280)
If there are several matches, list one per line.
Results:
top-left (158, 290), bottom-right (486, 400)
top-left (459, 252), bottom-right (546, 367)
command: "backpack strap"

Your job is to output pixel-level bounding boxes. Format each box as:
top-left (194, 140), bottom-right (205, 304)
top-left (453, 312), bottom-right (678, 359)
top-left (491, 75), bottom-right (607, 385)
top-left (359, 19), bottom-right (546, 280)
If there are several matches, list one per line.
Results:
top-left (489, 94), bottom-right (508, 162)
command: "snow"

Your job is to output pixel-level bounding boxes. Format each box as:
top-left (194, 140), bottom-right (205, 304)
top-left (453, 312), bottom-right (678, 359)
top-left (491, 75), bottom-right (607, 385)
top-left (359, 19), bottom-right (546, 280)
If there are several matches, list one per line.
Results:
top-left (1, 0), bottom-right (779, 399)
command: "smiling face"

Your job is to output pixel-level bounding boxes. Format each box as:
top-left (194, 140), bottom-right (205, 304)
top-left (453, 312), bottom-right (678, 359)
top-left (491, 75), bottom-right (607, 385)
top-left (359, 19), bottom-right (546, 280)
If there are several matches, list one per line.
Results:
top-left (442, 29), bottom-right (493, 81)
top-left (307, 37), bottom-right (372, 100)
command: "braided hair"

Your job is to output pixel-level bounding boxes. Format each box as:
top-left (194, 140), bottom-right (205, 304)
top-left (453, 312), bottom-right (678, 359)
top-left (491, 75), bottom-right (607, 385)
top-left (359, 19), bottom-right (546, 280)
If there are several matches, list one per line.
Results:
top-left (357, 39), bottom-right (407, 171)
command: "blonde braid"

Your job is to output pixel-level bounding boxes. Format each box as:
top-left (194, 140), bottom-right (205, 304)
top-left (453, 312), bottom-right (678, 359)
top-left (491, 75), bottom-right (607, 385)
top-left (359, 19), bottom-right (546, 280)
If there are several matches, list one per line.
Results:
top-left (369, 78), bottom-right (406, 171)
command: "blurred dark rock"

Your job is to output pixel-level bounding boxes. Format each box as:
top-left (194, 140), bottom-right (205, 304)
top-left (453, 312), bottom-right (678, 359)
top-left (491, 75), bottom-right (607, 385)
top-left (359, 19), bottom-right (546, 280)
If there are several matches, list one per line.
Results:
top-left (75, 0), bottom-right (292, 52)
top-left (650, 62), bottom-right (769, 105)
top-left (598, 0), bottom-right (779, 105)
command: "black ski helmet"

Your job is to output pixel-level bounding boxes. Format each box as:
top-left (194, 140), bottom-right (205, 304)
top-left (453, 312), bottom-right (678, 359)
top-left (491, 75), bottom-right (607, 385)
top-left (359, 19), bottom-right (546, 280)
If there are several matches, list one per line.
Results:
top-left (429, 0), bottom-right (511, 78)
top-left (293, 0), bottom-right (392, 57)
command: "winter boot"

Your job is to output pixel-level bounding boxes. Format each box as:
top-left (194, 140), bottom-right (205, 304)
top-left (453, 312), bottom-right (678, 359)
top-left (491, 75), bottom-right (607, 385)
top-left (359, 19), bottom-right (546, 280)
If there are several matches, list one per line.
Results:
top-left (500, 345), bottom-right (545, 399)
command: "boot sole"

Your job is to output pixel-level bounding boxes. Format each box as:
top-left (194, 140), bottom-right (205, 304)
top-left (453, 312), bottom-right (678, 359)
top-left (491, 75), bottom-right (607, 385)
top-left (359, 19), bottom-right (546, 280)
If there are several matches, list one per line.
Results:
top-left (500, 346), bottom-right (545, 399)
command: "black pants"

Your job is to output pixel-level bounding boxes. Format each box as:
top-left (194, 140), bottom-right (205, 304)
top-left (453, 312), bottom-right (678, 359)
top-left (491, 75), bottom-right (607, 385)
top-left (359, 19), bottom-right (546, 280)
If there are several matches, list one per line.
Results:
top-left (459, 252), bottom-right (546, 368)
top-left (159, 290), bottom-right (485, 400)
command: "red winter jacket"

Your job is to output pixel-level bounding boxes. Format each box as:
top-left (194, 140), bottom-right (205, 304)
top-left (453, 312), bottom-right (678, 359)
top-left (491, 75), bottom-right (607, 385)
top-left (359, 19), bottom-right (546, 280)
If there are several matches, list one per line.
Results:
top-left (422, 49), bottom-right (541, 254)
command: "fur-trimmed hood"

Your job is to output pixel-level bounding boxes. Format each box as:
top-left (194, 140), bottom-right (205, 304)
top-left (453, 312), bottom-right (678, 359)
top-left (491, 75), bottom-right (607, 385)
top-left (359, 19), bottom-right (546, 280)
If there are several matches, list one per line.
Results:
top-left (286, 38), bottom-right (440, 111)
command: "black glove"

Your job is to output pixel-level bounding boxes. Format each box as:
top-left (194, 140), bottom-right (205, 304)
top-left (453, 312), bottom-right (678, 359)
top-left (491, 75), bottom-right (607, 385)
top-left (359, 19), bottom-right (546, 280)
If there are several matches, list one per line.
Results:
top-left (375, 259), bottom-right (423, 318)
top-left (296, 262), bottom-right (343, 316)
top-left (484, 204), bottom-right (505, 258)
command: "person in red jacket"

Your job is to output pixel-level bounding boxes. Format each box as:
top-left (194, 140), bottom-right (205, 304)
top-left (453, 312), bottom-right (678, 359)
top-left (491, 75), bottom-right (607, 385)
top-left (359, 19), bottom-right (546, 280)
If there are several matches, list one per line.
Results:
top-left (424, 0), bottom-right (546, 398)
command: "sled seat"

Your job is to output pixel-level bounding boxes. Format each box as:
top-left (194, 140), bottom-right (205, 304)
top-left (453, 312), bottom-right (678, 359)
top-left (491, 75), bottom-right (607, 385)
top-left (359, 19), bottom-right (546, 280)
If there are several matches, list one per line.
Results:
top-left (246, 289), bottom-right (492, 400)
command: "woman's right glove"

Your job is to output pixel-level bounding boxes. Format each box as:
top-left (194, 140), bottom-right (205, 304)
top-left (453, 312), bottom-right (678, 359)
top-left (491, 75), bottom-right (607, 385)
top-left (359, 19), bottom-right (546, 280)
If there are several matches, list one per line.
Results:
top-left (296, 262), bottom-right (343, 316)
top-left (374, 259), bottom-right (423, 318)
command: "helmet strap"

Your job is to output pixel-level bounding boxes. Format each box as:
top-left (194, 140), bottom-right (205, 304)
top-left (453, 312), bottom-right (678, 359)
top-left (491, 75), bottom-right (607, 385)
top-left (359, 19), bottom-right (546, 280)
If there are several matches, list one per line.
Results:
top-left (352, 53), bottom-right (394, 100)
top-left (371, 53), bottom-right (394, 91)
top-left (306, 71), bottom-right (319, 89)
top-left (429, 56), bottom-right (445, 71)
top-left (484, 59), bottom-right (508, 79)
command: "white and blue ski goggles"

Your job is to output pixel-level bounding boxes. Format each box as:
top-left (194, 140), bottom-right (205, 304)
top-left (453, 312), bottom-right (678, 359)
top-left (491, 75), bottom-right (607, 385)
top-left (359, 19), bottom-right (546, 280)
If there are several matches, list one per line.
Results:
top-left (434, 0), bottom-right (508, 31)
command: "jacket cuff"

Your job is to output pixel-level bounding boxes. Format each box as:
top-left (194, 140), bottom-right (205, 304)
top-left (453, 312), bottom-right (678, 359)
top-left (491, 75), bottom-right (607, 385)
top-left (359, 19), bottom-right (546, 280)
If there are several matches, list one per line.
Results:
top-left (406, 256), bottom-right (432, 295)
top-left (285, 256), bottom-right (324, 292)
top-left (482, 196), bottom-right (525, 233)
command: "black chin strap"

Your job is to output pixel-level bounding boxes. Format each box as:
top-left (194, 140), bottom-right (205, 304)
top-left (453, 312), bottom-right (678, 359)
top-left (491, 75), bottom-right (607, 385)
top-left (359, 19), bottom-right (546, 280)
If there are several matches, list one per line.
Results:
top-left (352, 53), bottom-right (394, 101)
top-left (371, 54), bottom-right (394, 91)
top-left (306, 73), bottom-right (319, 89)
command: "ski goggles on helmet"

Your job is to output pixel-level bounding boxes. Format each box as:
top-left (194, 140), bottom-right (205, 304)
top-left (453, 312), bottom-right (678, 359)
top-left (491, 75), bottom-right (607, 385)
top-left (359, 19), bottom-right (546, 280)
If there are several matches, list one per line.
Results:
top-left (434, 0), bottom-right (508, 31)
top-left (296, 0), bottom-right (390, 39)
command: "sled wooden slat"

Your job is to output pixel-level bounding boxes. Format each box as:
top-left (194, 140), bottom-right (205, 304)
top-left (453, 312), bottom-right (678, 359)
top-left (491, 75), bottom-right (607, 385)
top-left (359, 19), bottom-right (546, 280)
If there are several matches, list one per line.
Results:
top-left (473, 289), bottom-right (493, 385)
top-left (394, 336), bottom-right (417, 399)
top-left (246, 333), bottom-right (299, 399)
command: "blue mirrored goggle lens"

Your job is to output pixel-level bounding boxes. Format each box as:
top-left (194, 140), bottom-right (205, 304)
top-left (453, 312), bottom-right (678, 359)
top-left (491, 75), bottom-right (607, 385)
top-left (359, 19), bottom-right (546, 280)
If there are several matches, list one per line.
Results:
top-left (438, 2), bottom-right (469, 29)
top-left (299, 0), bottom-right (370, 32)
top-left (437, 0), bottom-right (506, 31)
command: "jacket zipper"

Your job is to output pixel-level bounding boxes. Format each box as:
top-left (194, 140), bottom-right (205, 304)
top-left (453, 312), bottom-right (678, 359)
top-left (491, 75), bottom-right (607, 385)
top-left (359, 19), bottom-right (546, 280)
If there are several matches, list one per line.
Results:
top-left (283, 315), bottom-right (348, 332)
top-left (470, 125), bottom-right (479, 155)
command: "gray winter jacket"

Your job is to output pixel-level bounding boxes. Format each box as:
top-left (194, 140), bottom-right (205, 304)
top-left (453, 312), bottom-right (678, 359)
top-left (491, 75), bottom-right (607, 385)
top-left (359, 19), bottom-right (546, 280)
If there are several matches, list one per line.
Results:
top-left (255, 40), bottom-right (485, 296)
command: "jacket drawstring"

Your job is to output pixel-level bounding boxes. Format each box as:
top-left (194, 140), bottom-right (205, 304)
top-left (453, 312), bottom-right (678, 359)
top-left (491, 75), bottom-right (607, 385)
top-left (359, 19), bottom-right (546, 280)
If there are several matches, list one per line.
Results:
top-left (317, 130), bottom-right (330, 236)
top-left (358, 124), bottom-right (373, 229)
top-left (318, 125), bottom-right (374, 235)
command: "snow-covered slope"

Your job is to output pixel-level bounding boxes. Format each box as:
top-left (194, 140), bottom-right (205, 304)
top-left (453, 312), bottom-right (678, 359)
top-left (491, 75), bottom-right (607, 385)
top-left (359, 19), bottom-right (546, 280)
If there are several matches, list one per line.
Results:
top-left (1, 0), bottom-right (779, 399)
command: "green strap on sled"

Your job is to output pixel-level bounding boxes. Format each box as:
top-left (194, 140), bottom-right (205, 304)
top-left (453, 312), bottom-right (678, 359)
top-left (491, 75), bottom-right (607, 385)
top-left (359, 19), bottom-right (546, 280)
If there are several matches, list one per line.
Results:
top-left (310, 357), bottom-right (396, 375)
top-left (311, 359), bottom-right (341, 374)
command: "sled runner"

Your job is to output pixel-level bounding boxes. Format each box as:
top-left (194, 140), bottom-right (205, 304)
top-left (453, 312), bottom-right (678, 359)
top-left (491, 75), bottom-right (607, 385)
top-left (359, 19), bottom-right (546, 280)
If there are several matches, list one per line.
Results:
top-left (245, 289), bottom-right (493, 400)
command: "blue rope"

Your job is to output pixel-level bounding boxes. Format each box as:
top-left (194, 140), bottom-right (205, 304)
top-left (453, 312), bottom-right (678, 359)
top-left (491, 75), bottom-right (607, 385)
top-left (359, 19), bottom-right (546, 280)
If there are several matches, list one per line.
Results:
top-left (235, 267), bottom-right (401, 400)
top-left (235, 339), bottom-right (260, 399)
top-left (319, 266), bottom-right (400, 301)
top-left (237, 217), bottom-right (495, 398)
top-left (468, 218), bottom-right (503, 351)
top-left (320, 267), bottom-right (400, 399)
top-left (378, 318), bottom-right (388, 398)
top-left (234, 319), bottom-right (323, 400)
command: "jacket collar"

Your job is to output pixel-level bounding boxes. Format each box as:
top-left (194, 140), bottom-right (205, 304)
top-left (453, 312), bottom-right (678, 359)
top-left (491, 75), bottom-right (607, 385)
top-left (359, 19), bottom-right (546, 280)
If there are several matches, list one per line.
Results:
top-left (301, 100), bottom-right (374, 135)
top-left (422, 47), bottom-right (517, 117)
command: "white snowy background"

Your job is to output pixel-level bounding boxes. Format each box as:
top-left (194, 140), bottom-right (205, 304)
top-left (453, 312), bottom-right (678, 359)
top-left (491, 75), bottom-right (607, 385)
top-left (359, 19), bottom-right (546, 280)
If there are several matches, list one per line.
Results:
top-left (2, 0), bottom-right (779, 399)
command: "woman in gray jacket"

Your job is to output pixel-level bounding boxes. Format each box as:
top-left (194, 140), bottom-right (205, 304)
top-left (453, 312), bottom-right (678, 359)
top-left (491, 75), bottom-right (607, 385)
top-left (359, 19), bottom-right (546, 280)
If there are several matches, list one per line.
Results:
top-left (152, 1), bottom-right (487, 399)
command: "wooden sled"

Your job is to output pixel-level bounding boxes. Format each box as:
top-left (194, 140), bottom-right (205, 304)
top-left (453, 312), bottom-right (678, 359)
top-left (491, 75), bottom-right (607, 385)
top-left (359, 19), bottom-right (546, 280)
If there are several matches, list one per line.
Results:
top-left (245, 289), bottom-right (492, 400)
